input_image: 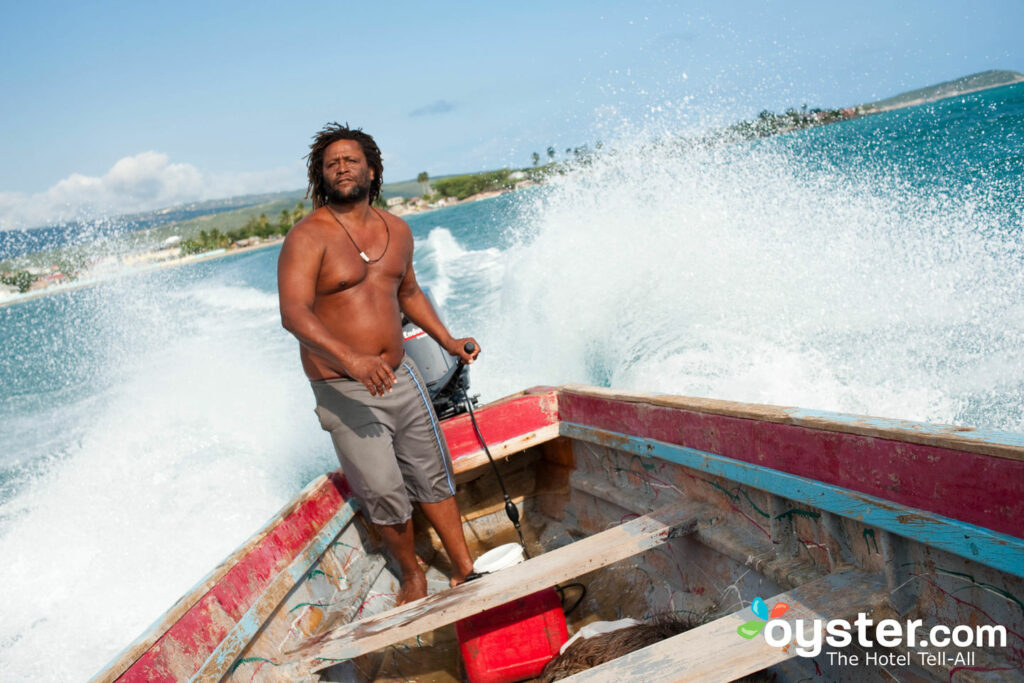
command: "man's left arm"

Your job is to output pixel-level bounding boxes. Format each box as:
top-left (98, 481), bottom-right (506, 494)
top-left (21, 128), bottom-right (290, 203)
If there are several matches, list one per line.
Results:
top-left (397, 250), bottom-right (480, 364)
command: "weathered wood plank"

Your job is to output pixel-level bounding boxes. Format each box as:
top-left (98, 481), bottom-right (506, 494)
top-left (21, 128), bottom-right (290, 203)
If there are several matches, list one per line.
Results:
top-left (558, 390), bottom-right (1024, 538)
top-left (280, 501), bottom-right (704, 674)
top-left (562, 422), bottom-right (1024, 578)
top-left (561, 570), bottom-right (888, 683)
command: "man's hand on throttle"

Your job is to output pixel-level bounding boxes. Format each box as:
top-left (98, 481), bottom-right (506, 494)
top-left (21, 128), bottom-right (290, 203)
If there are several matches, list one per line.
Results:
top-left (447, 337), bottom-right (481, 364)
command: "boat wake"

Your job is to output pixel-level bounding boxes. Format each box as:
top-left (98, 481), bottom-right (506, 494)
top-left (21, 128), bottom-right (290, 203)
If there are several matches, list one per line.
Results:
top-left (2, 92), bottom-right (1022, 681)
top-left (0, 253), bottom-right (336, 679)
top-left (459, 126), bottom-right (1024, 432)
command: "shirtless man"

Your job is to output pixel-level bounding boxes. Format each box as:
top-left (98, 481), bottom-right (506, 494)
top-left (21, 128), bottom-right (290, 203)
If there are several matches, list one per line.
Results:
top-left (278, 123), bottom-right (478, 604)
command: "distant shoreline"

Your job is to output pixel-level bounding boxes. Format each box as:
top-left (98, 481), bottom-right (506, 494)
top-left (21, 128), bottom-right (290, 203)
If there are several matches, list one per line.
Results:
top-left (862, 69), bottom-right (1024, 113)
top-left (389, 187), bottom-right (518, 218)
top-left (0, 238), bottom-right (283, 309)
top-left (0, 189), bottom-right (519, 309)
top-left (4, 70), bottom-right (1019, 309)
top-left (867, 77), bottom-right (1024, 114)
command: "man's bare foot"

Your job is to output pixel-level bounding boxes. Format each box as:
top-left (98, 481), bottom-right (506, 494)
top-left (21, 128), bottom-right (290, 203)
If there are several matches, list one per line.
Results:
top-left (449, 559), bottom-right (475, 588)
top-left (396, 571), bottom-right (428, 605)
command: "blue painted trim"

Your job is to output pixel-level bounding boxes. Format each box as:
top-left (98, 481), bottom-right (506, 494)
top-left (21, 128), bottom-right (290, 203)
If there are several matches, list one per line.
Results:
top-left (785, 407), bottom-right (1024, 451)
top-left (190, 500), bottom-right (360, 680)
top-left (560, 422), bottom-right (1024, 579)
top-left (403, 361), bottom-right (456, 495)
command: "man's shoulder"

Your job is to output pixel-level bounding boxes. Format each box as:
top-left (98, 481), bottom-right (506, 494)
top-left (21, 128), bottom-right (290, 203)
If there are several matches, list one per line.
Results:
top-left (377, 209), bottom-right (412, 239)
top-left (284, 209), bottom-right (332, 243)
top-left (377, 208), bottom-right (410, 230)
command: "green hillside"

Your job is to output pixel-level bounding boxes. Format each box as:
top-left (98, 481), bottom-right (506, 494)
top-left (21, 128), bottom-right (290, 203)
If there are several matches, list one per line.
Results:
top-left (136, 195), bottom-right (307, 245)
top-left (865, 70), bottom-right (1024, 110)
top-left (131, 175), bottom-right (453, 245)
top-left (379, 174), bottom-right (460, 200)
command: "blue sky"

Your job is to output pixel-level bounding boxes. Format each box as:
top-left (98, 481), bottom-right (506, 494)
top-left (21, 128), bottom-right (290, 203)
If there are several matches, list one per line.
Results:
top-left (1, 0), bottom-right (1021, 228)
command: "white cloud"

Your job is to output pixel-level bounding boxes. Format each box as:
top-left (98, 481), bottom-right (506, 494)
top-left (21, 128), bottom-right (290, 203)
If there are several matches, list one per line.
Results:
top-left (0, 152), bottom-right (305, 230)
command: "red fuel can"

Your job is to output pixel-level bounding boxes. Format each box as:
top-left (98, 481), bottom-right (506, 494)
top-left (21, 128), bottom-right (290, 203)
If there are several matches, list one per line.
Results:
top-left (456, 587), bottom-right (569, 683)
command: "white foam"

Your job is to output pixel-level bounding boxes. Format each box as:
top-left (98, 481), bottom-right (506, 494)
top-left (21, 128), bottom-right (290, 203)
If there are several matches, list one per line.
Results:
top-left (466, 133), bottom-right (1024, 429)
top-left (414, 226), bottom-right (505, 335)
top-left (0, 274), bottom-right (335, 679)
top-left (2, 115), bottom-right (1023, 681)
top-left (415, 226), bottom-right (503, 310)
top-left (177, 283), bottom-right (280, 312)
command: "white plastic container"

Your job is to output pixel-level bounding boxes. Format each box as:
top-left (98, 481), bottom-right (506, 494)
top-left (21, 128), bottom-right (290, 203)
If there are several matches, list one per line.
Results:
top-left (472, 543), bottom-right (525, 574)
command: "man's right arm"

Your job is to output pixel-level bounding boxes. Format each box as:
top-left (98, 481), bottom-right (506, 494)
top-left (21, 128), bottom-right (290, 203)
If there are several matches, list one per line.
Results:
top-left (277, 227), bottom-right (397, 394)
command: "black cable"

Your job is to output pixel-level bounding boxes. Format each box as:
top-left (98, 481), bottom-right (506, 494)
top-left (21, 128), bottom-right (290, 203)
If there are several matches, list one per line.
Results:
top-left (460, 377), bottom-right (531, 558)
top-left (455, 343), bottom-right (588, 613)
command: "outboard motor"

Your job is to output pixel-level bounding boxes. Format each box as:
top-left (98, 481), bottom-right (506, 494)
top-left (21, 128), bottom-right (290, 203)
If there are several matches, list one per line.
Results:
top-left (401, 288), bottom-right (477, 419)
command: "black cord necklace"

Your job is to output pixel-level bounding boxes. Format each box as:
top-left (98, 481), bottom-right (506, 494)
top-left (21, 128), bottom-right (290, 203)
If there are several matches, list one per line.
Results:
top-left (325, 206), bottom-right (391, 263)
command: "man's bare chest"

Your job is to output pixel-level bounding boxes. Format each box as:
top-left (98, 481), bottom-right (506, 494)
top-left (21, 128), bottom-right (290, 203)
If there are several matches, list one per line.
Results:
top-left (315, 238), bottom-right (406, 297)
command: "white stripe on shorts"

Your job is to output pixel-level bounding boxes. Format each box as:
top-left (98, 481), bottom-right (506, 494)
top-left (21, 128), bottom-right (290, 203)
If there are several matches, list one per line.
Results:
top-left (403, 361), bottom-right (456, 495)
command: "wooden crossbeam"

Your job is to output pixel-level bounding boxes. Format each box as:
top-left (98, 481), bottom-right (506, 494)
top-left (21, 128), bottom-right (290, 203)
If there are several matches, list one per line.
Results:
top-left (560, 570), bottom-right (888, 683)
top-left (279, 501), bottom-right (702, 675)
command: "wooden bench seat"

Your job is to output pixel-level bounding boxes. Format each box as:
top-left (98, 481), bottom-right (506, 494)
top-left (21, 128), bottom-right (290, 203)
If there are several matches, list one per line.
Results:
top-left (560, 570), bottom-right (888, 682)
top-left (279, 501), bottom-right (704, 675)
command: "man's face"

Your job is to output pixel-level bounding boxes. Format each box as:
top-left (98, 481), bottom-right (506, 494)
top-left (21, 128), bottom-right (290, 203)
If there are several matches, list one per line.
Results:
top-left (322, 139), bottom-right (374, 204)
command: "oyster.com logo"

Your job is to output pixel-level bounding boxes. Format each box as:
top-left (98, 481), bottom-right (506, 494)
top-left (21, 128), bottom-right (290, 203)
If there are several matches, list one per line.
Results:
top-left (737, 596), bottom-right (790, 639)
top-left (734, 595), bottom-right (1006, 666)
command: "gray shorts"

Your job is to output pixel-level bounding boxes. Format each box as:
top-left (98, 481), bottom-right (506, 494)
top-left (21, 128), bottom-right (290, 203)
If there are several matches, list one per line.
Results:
top-left (310, 355), bottom-right (456, 526)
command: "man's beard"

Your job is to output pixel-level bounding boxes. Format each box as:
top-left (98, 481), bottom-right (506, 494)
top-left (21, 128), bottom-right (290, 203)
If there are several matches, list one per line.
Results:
top-left (325, 176), bottom-right (370, 205)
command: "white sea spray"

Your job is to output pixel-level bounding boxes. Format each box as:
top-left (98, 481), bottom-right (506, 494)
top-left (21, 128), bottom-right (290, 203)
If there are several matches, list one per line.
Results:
top-left (1, 91), bottom-right (1023, 680)
top-left (467, 123), bottom-right (1024, 430)
top-left (0, 252), bottom-right (336, 679)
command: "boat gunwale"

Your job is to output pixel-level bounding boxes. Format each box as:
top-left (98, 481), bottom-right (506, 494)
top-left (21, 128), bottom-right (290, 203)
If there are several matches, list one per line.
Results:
top-left (89, 472), bottom-right (349, 683)
top-left (91, 388), bottom-right (561, 682)
top-left (558, 386), bottom-right (1024, 539)
top-left (92, 383), bottom-right (1024, 681)
top-left (562, 420), bottom-right (1024, 579)
top-left (559, 384), bottom-right (1024, 462)
top-left (191, 500), bottom-right (361, 681)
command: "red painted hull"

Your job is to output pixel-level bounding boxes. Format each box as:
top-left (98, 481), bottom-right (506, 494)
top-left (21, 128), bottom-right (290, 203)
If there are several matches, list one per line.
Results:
top-left (94, 385), bottom-right (1023, 682)
top-left (99, 388), bottom-right (560, 682)
top-left (558, 392), bottom-right (1024, 538)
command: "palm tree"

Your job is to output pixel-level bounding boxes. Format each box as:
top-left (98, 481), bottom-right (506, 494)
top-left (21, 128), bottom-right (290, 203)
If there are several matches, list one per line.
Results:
top-left (277, 209), bottom-right (292, 235)
top-left (417, 171), bottom-right (430, 196)
top-left (531, 152), bottom-right (540, 166)
top-left (547, 146), bottom-right (555, 161)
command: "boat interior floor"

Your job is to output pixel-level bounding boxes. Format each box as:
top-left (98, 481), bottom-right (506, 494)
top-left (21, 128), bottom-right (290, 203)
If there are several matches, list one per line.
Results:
top-left (302, 448), bottom-right (738, 682)
top-left (248, 438), bottom-right (1020, 683)
top-left (319, 501), bottom-right (694, 682)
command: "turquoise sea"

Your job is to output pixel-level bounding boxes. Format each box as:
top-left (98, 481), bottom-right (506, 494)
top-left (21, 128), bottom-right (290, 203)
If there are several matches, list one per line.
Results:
top-left (1, 84), bottom-right (1023, 679)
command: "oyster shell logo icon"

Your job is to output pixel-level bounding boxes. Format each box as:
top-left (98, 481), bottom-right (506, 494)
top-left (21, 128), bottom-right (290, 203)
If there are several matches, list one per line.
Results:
top-left (737, 596), bottom-right (790, 639)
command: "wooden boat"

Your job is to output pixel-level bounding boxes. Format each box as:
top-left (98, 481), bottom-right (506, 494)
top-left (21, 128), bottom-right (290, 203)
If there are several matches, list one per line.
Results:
top-left (92, 385), bottom-right (1024, 682)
